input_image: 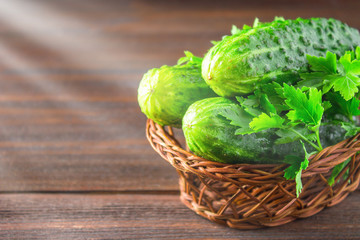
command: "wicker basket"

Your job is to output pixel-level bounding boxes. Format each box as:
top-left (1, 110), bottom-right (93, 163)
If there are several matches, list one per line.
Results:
top-left (146, 118), bottom-right (360, 229)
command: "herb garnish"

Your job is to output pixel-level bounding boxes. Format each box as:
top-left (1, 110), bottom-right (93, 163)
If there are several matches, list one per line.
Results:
top-left (220, 47), bottom-right (360, 197)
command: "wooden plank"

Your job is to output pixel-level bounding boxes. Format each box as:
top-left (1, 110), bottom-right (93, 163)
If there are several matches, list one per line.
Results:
top-left (0, 0), bottom-right (359, 191)
top-left (0, 97), bottom-right (181, 191)
top-left (0, 192), bottom-right (359, 239)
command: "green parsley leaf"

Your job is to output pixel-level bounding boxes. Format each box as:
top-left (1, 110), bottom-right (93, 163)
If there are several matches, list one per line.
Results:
top-left (301, 49), bottom-right (360, 101)
top-left (283, 84), bottom-right (324, 127)
top-left (236, 96), bottom-right (262, 117)
top-left (322, 76), bottom-right (338, 94)
top-left (332, 73), bottom-right (360, 101)
top-left (325, 91), bottom-right (360, 120)
top-left (248, 112), bottom-right (284, 132)
top-left (283, 142), bottom-right (310, 197)
top-left (340, 52), bottom-right (353, 64)
top-left (257, 83), bottom-right (289, 113)
top-left (306, 51), bottom-right (337, 74)
top-left (340, 53), bottom-right (360, 75)
top-left (218, 105), bottom-right (253, 133)
top-left (356, 46), bottom-right (360, 60)
top-left (347, 61), bottom-right (360, 75)
top-left (260, 82), bottom-right (284, 97)
top-left (275, 127), bottom-right (316, 145)
top-left (260, 94), bottom-right (277, 114)
top-left (328, 158), bottom-right (351, 186)
top-left (283, 155), bottom-right (307, 197)
top-left (283, 155), bottom-right (303, 179)
top-left (322, 101), bottom-right (332, 111)
top-left (341, 122), bottom-right (360, 137)
top-left (320, 52), bottom-right (360, 100)
top-left (298, 72), bottom-right (329, 89)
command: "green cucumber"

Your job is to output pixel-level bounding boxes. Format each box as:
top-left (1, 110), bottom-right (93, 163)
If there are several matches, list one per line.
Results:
top-left (202, 17), bottom-right (360, 97)
top-left (183, 97), bottom-right (347, 164)
top-left (138, 52), bottom-right (217, 128)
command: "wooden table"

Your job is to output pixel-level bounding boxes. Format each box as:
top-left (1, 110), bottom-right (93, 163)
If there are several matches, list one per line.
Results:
top-left (0, 0), bottom-right (359, 239)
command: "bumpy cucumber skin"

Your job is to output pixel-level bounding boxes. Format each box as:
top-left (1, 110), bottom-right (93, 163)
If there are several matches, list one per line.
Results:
top-left (202, 18), bottom-right (360, 97)
top-left (183, 97), bottom-right (346, 164)
top-left (138, 63), bottom-right (217, 128)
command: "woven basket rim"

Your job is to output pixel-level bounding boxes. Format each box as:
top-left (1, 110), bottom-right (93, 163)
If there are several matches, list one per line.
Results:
top-left (146, 118), bottom-right (360, 183)
top-left (146, 118), bottom-right (360, 229)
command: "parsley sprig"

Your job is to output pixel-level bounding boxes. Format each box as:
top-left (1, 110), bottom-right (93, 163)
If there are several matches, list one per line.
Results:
top-left (220, 84), bottom-right (324, 196)
top-left (298, 47), bottom-right (360, 101)
top-left (221, 83), bottom-right (325, 151)
top-left (219, 47), bottom-right (360, 197)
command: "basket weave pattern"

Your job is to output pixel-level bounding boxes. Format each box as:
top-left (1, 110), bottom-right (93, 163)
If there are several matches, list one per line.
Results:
top-left (146, 119), bottom-right (360, 229)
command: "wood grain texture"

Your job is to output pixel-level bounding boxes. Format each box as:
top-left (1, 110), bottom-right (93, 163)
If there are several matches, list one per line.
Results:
top-left (0, 0), bottom-right (359, 191)
top-left (0, 192), bottom-right (359, 239)
top-left (0, 0), bottom-right (360, 237)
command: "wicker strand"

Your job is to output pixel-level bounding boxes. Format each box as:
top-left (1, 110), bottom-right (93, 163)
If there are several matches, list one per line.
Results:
top-left (146, 119), bottom-right (360, 229)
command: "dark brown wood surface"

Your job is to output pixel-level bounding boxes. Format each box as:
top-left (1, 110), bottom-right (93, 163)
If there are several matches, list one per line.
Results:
top-left (0, 193), bottom-right (359, 239)
top-left (0, 0), bottom-right (359, 238)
